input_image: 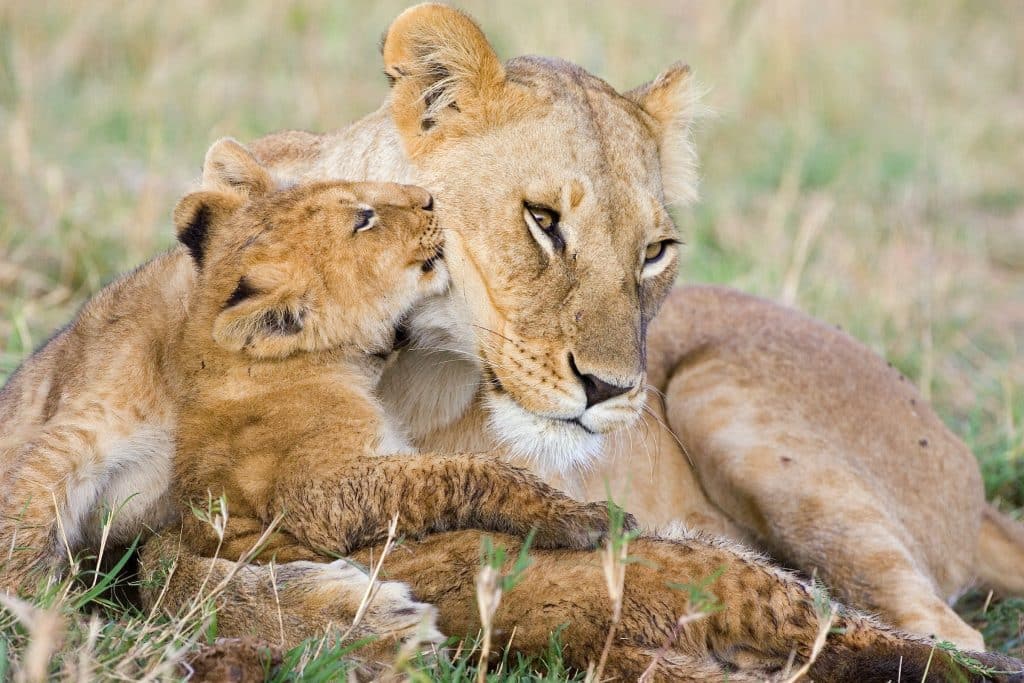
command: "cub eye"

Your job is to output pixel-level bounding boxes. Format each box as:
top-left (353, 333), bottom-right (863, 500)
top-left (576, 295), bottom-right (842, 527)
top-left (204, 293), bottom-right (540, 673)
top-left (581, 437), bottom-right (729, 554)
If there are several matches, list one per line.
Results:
top-left (353, 208), bottom-right (377, 233)
top-left (523, 203), bottom-right (565, 253)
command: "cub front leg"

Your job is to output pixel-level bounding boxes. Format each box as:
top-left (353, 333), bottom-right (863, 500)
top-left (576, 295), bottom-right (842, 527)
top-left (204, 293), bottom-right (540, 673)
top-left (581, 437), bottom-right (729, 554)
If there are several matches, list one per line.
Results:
top-left (270, 452), bottom-right (631, 554)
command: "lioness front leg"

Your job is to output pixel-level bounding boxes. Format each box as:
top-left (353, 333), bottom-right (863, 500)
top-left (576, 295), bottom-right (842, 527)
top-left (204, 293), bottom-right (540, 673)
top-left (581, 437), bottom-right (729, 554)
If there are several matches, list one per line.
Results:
top-left (647, 286), bottom-right (992, 649)
top-left (141, 528), bottom-right (1023, 680)
top-left (663, 362), bottom-right (988, 650)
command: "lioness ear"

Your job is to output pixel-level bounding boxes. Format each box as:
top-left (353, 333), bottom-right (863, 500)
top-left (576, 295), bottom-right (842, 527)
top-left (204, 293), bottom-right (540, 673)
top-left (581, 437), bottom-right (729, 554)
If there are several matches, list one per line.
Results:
top-left (173, 191), bottom-right (243, 267)
top-left (626, 63), bottom-right (702, 205)
top-left (382, 3), bottom-right (504, 155)
top-left (212, 273), bottom-right (310, 359)
top-left (202, 137), bottom-right (273, 198)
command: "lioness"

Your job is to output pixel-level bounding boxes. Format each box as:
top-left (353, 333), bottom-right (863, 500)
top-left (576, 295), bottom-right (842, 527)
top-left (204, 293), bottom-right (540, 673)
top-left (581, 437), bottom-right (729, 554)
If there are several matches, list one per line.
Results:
top-left (237, 3), bottom-right (1023, 650)
top-left (169, 138), bottom-right (619, 563)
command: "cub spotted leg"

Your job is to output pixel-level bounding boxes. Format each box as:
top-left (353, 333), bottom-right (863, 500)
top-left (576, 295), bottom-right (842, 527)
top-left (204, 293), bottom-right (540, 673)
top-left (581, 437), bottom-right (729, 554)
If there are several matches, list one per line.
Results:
top-left (271, 452), bottom-right (627, 553)
top-left (139, 532), bottom-right (444, 661)
top-left (348, 530), bottom-right (1022, 682)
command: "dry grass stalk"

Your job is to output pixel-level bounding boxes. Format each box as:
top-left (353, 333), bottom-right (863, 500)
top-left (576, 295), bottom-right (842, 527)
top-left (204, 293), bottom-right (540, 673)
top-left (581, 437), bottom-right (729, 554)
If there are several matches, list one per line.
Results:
top-left (0, 593), bottom-right (66, 683)
top-left (781, 196), bottom-right (833, 305)
top-left (475, 563), bottom-right (502, 683)
top-left (340, 513), bottom-right (400, 644)
top-left (778, 606), bottom-right (835, 683)
top-left (586, 529), bottom-right (629, 683)
top-left (268, 559), bottom-right (286, 648)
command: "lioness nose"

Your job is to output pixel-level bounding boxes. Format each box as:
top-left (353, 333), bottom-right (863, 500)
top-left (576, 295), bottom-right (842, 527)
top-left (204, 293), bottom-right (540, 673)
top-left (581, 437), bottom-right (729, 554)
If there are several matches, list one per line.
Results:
top-left (422, 193), bottom-right (434, 211)
top-left (568, 354), bottom-right (632, 408)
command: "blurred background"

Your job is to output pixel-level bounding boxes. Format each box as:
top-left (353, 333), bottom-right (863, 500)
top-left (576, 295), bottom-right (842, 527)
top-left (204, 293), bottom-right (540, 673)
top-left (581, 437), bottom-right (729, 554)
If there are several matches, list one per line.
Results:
top-left (1, 0), bottom-right (1021, 650)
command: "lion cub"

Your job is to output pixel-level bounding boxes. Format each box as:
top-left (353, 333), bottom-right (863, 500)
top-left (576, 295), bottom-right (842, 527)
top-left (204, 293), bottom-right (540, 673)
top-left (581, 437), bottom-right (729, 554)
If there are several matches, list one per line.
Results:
top-left (170, 139), bottom-right (619, 564)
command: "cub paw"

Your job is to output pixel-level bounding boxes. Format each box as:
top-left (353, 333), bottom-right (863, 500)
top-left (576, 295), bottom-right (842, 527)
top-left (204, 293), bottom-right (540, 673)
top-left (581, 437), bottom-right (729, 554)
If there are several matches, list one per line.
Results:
top-left (361, 577), bottom-right (446, 651)
top-left (532, 501), bottom-right (639, 550)
top-left (959, 650), bottom-right (1024, 683)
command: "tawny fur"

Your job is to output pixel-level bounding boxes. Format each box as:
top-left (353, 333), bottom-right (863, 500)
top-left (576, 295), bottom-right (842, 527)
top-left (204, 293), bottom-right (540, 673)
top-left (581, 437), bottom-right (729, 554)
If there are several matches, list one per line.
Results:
top-left (0, 139), bottom-right (618, 607)
top-left (147, 5), bottom-right (1023, 677)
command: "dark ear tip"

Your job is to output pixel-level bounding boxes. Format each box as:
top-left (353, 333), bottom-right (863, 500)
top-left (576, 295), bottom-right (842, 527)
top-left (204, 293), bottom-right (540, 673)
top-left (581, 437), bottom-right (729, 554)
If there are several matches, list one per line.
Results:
top-left (176, 199), bottom-right (211, 267)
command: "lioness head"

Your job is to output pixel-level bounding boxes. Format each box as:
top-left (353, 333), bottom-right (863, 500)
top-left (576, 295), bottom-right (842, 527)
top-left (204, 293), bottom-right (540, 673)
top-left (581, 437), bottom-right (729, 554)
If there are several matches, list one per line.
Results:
top-left (174, 138), bottom-right (445, 360)
top-left (381, 4), bottom-right (698, 470)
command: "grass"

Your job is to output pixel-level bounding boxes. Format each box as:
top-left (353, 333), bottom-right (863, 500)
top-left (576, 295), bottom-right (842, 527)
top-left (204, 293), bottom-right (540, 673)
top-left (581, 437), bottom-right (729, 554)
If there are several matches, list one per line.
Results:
top-left (1, 0), bottom-right (1022, 678)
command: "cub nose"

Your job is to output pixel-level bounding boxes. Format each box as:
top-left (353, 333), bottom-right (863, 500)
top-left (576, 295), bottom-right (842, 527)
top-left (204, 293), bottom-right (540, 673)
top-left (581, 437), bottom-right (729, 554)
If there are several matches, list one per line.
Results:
top-left (568, 354), bottom-right (632, 408)
top-left (401, 185), bottom-right (433, 211)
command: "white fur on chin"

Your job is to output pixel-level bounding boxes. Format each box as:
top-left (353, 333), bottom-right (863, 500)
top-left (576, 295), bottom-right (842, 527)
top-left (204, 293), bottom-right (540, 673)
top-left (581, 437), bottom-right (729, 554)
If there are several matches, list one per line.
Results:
top-left (483, 391), bottom-right (604, 477)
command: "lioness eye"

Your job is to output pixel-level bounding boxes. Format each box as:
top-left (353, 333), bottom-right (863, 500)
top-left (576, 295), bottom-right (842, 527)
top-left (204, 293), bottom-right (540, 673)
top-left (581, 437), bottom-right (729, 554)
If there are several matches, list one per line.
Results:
top-left (353, 208), bottom-right (376, 233)
top-left (644, 241), bottom-right (667, 264)
top-left (524, 203), bottom-right (565, 253)
top-left (641, 239), bottom-right (680, 277)
top-left (645, 239), bottom-right (682, 264)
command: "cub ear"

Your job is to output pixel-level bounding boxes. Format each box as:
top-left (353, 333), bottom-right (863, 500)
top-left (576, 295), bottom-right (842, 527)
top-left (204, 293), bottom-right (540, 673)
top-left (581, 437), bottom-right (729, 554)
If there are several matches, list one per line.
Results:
top-left (212, 272), bottom-right (310, 359)
top-left (626, 62), bottom-right (703, 206)
top-left (173, 191), bottom-right (243, 267)
top-left (202, 137), bottom-right (273, 198)
top-left (381, 3), bottom-right (505, 155)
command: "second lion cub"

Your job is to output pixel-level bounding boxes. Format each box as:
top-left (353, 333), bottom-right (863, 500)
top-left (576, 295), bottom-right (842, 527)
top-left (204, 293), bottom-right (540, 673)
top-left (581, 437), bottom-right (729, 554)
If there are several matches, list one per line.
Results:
top-left (172, 139), bottom-right (621, 564)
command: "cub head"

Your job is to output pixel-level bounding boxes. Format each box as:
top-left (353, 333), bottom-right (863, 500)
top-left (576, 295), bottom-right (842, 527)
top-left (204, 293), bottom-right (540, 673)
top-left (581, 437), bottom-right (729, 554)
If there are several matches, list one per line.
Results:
top-left (381, 4), bottom-right (699, 470)
top-left (174, 138), bottom-right (445, 360)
